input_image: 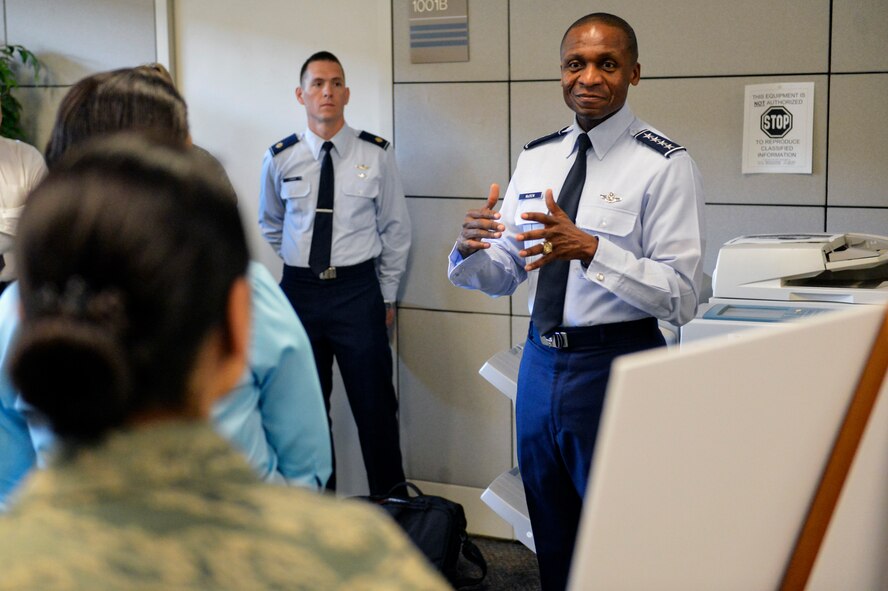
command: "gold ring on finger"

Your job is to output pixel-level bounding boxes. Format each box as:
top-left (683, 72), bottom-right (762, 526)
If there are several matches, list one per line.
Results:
top-left (542, 241), bottom-right (554, 255)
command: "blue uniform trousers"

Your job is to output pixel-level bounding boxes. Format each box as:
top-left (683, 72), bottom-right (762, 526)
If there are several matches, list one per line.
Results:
top-left (517, 319), bottom-right (665, 591)
top-left (280, 260), bottom-right (405, 495)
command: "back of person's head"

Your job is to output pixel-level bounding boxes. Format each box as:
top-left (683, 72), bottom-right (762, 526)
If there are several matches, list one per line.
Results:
top-left (44, 67), bottom-right (189, 168)
top-left (11, 133), bottom-right (249, 445)
top-left (43, 71), bottom-right (113, 169)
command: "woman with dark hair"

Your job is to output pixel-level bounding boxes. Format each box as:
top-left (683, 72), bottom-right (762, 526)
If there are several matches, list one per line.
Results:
top-left (0, 67), bottom-right (332, 509)
top-left (15, 136), bottom-right (249, 440)
top-left (43, 67), bottom-right (188, 167)
top-left (0, 135), bottom-right (448, 590)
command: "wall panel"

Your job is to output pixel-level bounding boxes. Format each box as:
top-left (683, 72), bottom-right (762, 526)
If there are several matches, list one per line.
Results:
top-left (827, 74), bottom-right (888, 207)
top-left (398, 309), bottom-right (513, 487)
top-left (827, 208), bottom-right (888, 236)
top-left (402, 197), bottom-right (512, 314)
top-left (630, 76), bottom-right (828, 206)
top-left (509, 0), bottom-right (829, 80)
top-left (832, 0), bottom-right (888, 73)
top-left (394, 82), bottom-right (510, 198)
top-left (393, 0), bottom-right (508, 83)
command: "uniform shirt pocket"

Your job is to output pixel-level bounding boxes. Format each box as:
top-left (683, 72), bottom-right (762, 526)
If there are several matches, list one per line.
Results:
top-left (513, 194), bottom-right (548, 255)
top-left (281, 179), bottom-right (313, 232)
top-left (576, 203), bottom-right (638, 238)
top-left (282, 178), bottom-right (311, 199)
top-left (340, 172), bottom-right (381, 231)
top-left (513, 195), bottom-right (549, 227)
top-left (342, 173), bottom-right (380, 199)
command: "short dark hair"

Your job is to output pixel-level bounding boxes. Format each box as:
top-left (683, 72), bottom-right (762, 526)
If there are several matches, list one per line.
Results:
top-left (299, 50), bottom-right (344, 86)
top-left (44, 68), bottom-right (189, 168)
top-left (561, 13), bottom-right (638, 63)
top-left (12, 134), bottom-right (248, 445)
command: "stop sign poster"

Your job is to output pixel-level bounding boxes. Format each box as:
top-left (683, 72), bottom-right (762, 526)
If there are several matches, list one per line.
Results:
top-left (742, 82), bottom-right (814, 174)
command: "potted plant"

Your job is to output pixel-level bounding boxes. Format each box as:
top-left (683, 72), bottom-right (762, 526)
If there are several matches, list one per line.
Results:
top-left (1, 44), bottom-right (41, 141)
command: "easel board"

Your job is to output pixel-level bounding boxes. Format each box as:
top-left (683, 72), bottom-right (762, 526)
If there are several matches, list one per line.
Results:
top-left (568, 304), bottom-right (888, 590)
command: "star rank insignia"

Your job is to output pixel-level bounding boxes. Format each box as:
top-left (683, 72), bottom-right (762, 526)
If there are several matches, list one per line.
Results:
top-left (633, 129), bottom-right (687, 158)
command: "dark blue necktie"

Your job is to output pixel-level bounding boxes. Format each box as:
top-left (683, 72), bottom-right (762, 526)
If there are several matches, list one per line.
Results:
top-left (309, 141), bottom-right (335, 276)
top-left (531, 133), bottom-right (592, 336)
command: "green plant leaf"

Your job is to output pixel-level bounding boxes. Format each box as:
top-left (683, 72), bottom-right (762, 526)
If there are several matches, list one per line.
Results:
top-left (1, 43), bottom-right (42, 140)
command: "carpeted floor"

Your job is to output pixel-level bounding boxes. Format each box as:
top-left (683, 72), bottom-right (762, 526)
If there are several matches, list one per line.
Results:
top-left (456, 535), bottom-right (540, 590)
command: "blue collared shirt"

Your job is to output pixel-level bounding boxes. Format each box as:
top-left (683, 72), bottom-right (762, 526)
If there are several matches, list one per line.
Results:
top-left (449, 104), bottom-right (706, 327)
top-left (258, 124), bottom-right (411, 302)
top-left (0, 261), bottom-right (332, 509)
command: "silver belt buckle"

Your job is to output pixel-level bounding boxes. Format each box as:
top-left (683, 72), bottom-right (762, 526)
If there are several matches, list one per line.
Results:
top-left (540, 331), bottom-right (569, 349)
top-left (319, 267), bottom-right (337, 280)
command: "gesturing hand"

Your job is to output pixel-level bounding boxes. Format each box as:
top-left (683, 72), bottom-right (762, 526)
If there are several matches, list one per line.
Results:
top-left (456, 183), bottom-right (505, 258)
top-left (516, 189), bottom-right (598, 272)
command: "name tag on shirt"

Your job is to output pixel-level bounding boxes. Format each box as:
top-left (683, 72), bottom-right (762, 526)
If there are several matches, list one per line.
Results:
top-left (283, 176), bottom-right (302, 182)
top-left (519, 192), bottom-right (542, 200)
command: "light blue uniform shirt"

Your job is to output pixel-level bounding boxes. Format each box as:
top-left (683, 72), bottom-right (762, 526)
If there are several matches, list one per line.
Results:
top-left (258, 124), bottom-right (411, 302)
top-left (0, 261), bottom-right (332, 509)
top-left (0, 372), bottom-right (34, 512)
top-left (449, 104), bottom-right (706, 327)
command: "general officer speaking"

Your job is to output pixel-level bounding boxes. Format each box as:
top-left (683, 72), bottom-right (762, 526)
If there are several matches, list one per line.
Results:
top-left (448, 12), bottom-right (706, 591)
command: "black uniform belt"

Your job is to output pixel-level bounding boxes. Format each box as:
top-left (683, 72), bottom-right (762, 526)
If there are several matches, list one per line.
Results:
top-left (284, 259), bottom-right (375, 281)
top-left (531, 317), bottom-right (659, 349)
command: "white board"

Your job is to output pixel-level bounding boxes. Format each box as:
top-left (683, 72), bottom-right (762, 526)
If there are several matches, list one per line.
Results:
top-left (568, 304), bottom-right (888, 591)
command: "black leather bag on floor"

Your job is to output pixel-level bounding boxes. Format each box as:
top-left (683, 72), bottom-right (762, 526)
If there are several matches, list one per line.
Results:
top-left (359, 482), bottom-right (487, 589)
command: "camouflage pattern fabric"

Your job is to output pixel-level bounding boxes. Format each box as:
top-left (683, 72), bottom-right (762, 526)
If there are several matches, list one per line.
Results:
top-left (0, 421), bottom-right (451, 590)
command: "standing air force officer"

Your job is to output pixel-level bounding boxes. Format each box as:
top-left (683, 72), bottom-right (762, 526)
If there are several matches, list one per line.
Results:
top-left (448, 13), bottom-right (705, 590)
top-left (259, 51), bottom-right (410, 496)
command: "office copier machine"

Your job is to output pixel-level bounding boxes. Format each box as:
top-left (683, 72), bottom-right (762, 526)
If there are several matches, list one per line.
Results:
top-left (682, 233), bottom-right (888, 343)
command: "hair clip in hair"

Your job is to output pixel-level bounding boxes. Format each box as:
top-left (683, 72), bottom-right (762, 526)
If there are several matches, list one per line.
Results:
top-left (59, 277), bottom-right (89, 317)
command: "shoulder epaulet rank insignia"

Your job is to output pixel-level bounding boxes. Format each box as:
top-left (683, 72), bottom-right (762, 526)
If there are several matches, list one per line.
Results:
top-left (523, 126), bottom-right (571, 150)
top-left (269, 133), bottom-right (299, 156)
top-left (633, 129), bottom-right (686, 158)
top-left (359, 131), bottom-right (390, 150)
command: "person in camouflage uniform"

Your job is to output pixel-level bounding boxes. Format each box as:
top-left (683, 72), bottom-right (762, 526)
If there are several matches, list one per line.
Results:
top-left (0, 135), bottom-right (449, 591)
